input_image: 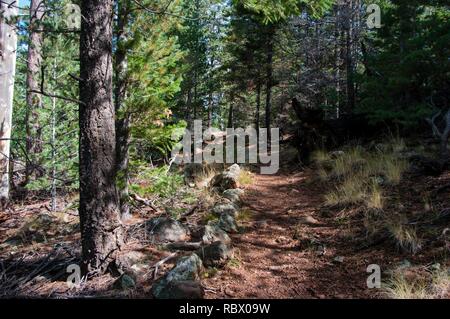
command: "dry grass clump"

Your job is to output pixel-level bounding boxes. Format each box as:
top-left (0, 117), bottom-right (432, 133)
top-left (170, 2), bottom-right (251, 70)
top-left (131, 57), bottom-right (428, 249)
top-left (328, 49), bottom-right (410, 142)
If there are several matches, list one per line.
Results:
top-left (324, 174), bottom-right (367, 206)
top-left (386, 221), bottom-right (422, 254)
top-left (317, 140), bottom-right (409, 209)
top-left (385, 268), bottom-right (450, 299)
top-left (237, 169), bottom-right (254, 186)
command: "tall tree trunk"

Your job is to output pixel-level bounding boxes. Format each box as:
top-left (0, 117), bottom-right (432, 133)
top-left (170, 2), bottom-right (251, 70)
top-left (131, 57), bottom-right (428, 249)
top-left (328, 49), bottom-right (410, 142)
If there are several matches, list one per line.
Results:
top-left (0, 1), bottom-right (18, 207)
top-left (79, 0), bottom-right (124, 275)
top-left (227, 105), bottom-right (234, 129)
top-left (345, 0), bottom-right (355, 112)
top-left (207, 92), bottom-right (213, 127)
top-left (193, 70), bottom-right (198, 121)
top-left (334, 3), bottom-right (341, 118)
top-left (25, 0), bottom-right (45, 185)
top-left (51, 55), bottom-right (57, 211)
top-left (114, 0), bottom-right (131, 220)
top-left (227, 92), bottom-right (234, 129)
top-left (265, 26), bottom-right (275, 140)
top-left (255, 81), bottom-right (261, 136)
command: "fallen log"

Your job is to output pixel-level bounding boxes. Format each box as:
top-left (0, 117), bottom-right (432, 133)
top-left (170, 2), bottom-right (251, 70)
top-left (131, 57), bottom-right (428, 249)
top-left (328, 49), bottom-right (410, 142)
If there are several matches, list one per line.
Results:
top-left (164, 241), bottom-right (203, 251)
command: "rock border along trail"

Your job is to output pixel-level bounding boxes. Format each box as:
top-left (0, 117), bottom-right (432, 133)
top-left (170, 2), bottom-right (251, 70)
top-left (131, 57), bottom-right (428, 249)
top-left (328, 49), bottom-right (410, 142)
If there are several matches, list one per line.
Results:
top-left (203, 171), bottom-right (375, 299)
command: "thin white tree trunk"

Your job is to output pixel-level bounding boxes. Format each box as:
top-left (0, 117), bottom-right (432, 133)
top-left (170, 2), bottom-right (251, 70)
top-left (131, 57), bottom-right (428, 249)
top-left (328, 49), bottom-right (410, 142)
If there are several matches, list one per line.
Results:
top-left (0, 1), bottom-right (18, 205)
top-left (51, 56), bottom-right (57, 211)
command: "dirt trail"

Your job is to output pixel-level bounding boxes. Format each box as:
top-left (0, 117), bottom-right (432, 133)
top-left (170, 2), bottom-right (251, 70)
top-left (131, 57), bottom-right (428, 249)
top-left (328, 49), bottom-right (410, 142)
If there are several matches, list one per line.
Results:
top-left (204, 171), bottom-right (375, 299)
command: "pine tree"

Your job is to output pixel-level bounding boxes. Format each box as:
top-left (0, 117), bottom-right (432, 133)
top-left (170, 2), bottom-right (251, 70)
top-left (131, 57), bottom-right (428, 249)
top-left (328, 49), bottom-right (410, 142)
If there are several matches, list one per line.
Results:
top-left (79, 0), bottom-right (124, 274)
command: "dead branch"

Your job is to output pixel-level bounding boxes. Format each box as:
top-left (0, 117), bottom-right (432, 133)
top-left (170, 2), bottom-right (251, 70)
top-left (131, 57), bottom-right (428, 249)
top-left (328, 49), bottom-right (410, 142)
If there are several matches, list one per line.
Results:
top-left (179, 203), bottom-right (200, 222)
top-left (130, 193), bottom-right (160, 212)
top-left (149, 252), bottom-right (177, 280)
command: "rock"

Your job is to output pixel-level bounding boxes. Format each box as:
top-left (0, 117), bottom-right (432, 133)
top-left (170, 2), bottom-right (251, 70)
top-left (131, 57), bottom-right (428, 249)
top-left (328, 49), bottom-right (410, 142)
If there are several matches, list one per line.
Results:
top-left (315, 244), bottom-right (326, 256)
top-left (299, 216), bottom-right (319, 225)
top-left (431, 263), bottom-right (441, 271)
top-left (372, 175), bottom-right (386, 186)
top-left (122, 251), bottom-right (147, 267)
top-left (253, 220), bottom-right (268, 229)
top-left (212, 203), bottom-right (239, 218)
top-left (227, 164), bottom-right (241, 175)
top-left (217, 213), bottom-right (238, 233)
top-left (275, 236), bottom-right (291, 245)
top-left (398, 259), bottom-right (412, 270)
top-left (196, 241), bottom-right (232, 267)
top-left (209, 164), bottom-right (241, 191)
top-left (146, 217), bottom-right (189, 243)
top-left (222, 189), bottom-right (244, 204)
top-left (333, 256), bottom-right (345, 263)
top-left (113, 273), bottom-right (136, 290)
top-left (224, 287), bottom-right (235, 297)
top-left (130, 263), bottom-right (150, 276)
top-left (202, 224), bottom-right (231, 245)
top-left (152, 253), bottom-right (204, 299)
top-left (153, 280), bottom-right (205, 299)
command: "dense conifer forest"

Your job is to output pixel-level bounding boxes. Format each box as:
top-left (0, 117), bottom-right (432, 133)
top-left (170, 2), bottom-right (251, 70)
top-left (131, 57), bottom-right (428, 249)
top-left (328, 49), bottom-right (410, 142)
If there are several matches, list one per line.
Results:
top-left (0, 0), bottom-right (448, 300)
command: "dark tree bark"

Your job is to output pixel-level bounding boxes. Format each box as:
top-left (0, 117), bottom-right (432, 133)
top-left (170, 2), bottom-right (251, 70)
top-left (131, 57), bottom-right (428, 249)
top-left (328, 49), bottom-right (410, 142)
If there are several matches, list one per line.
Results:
top-left (227, 94), bottom-right (234, 129)
top-left (207, 92), bottom-right (213, 127)
top-left (265, 26), bottom-right (275, 139)
top-left (25, 0), bottom-right (45, 185)
top-left (114, 0), bottom-right (131, 220)
top-left (345, 0), bottom-right (355, 112)
top-left (255, 81), bottom-right (261, 136)
top-left (79, 0), bottom-right (124, 275)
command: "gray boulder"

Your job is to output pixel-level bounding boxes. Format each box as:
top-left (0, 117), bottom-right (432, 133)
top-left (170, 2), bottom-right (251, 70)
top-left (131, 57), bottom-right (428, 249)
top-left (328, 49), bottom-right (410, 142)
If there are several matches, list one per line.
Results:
top-left (196, 241), bottom-right (232, 267)
top-left (146, 217), bottom-right (189, 243)
top-left (218, 213), bottom-right (238, 233)
top-left (222, 189), bottom-right (244, 204)
top-left (152, 253), bottom-right (204, 299)
top-left (212, 203), bottom-right (239, 218)
top-left (153, 280), bottom-right (204, 299)
top-left (202, 224), bottom-right (231, 245)
top-left (210, 164), bottom-right (241, 191)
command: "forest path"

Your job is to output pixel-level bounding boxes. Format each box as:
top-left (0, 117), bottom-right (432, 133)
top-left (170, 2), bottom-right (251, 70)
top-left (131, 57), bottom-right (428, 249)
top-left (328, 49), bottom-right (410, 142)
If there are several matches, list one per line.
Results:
top-left (204, 170), bottom-right (375, 299)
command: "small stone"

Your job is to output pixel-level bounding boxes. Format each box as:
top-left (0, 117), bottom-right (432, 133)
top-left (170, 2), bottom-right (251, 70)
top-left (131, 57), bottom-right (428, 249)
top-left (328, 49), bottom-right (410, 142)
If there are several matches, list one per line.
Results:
top-left (224, 287), bottom-right (235, 297)
top-left (333, 256), bottom-right (344, 263)
top-left (130, 263), bottom-right (149, 276)
top-left (315, 245), bottom-right (326, 256)
top-left (254, 220), bottom-right (268, 229)
top-left (398, 259), bottom-right (411, 270)
top-left (275, 236), bottom-right (291, 245)
top-left (32, 275), bottom-right (47, 284)
top-left (431, 263), bottom-right (441, 271)
top-left (299, 216), bottom-right (319, 225)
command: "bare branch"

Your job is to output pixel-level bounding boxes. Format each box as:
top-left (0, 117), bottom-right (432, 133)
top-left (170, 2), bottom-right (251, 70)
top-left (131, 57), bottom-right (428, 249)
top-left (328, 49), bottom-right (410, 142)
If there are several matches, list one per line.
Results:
top-left (426, 110), bottom-right (443, 138)
top-left (29, 89), bottom-right (83, 106)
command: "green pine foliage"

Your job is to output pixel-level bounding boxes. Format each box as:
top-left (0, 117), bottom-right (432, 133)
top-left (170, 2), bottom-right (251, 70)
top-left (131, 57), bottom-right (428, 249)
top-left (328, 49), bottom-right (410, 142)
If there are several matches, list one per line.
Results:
top-left (358, 0), bottom-right (450, 126)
